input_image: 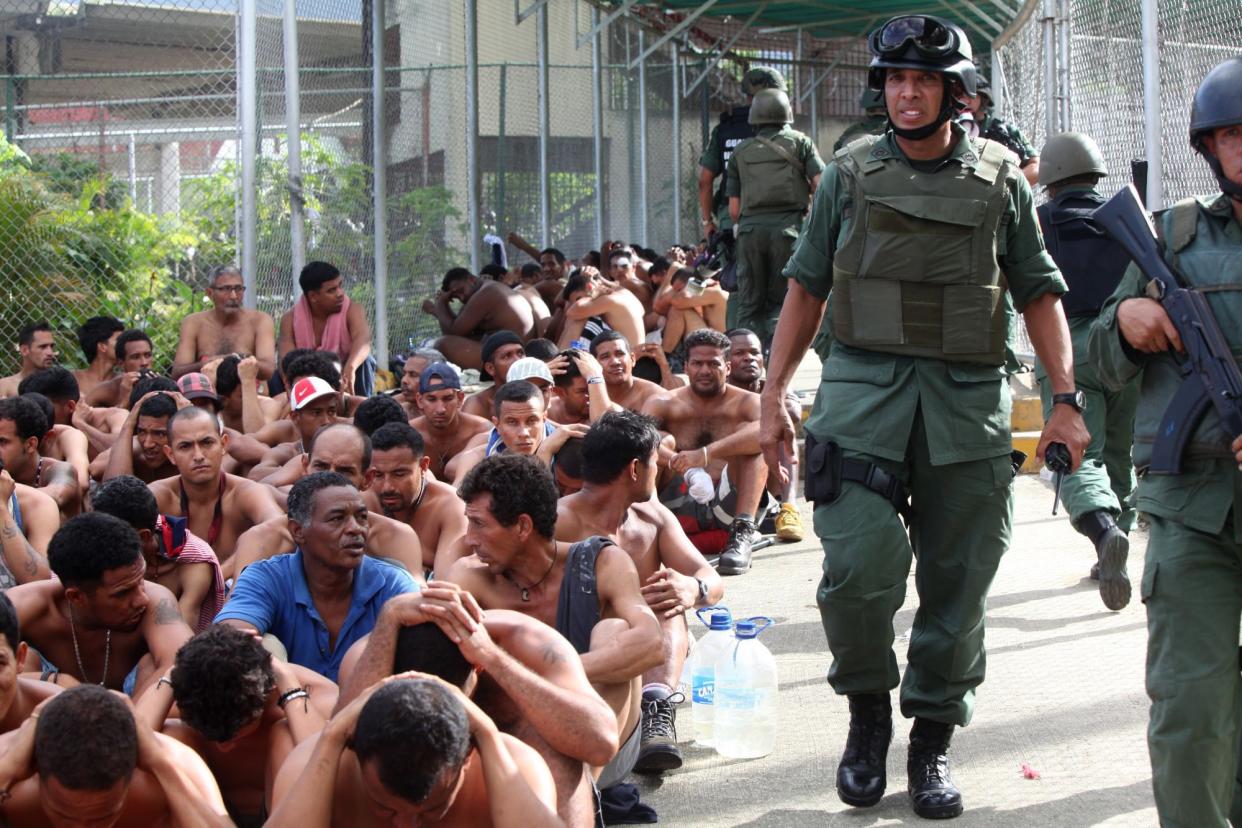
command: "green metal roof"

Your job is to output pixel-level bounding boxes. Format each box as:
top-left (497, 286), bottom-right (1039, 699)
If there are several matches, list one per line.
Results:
top-left (654, 0), bottom-right (1026, 46)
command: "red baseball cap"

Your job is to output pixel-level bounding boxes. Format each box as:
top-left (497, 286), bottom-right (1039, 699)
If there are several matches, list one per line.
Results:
top-left (177, 373), bottom-right (220, 408)
top-left (290, 376), bottom-right (337, 411)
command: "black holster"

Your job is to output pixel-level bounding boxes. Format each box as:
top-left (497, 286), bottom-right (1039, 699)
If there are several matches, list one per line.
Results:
top-left (804, 434), bottom-right (913, 524)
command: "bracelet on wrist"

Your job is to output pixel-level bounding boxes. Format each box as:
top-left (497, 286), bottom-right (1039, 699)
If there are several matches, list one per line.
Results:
top-left (156, 676), bottom-right (174, 691)
top-left (277, 687), bottom-right (310, 709)
top-left (587, 376), bottom-right (605, 385)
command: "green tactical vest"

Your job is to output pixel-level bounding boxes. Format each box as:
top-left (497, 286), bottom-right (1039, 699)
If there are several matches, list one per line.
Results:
top-left (1132, 197), bottom-right (1242, 470)
top-left (735, 130), bottom-right (811, 216)
top-left (831, 135), bottom-right (1017, 365)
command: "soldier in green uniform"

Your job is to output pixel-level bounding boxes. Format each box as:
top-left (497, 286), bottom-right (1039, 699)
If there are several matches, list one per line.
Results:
top-left (833, 87), bottom-right (888, 152)
top-left (758, 15), bottom-right (1088, 820)
top-left (964, 77), bottom-right (1040, 186)
top-left (725, 89), bottom-right (825, 345)
top-left (1034, 131), bottom-right (1139, 609)
top-left (1088, 56), bottom-right (1242, 828)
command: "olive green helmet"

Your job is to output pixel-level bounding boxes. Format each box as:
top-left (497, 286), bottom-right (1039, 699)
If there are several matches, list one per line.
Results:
top-left (1038, 131), bottom-right (1108, 187)
top-left (743, 67), bottom-right (787, 95)
top-left (859, 87), bottom-right (885, 112)
top-left (749, 89), bottom-right (793, 125)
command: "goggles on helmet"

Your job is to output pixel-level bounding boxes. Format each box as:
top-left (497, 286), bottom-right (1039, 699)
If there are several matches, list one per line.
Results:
top-left (869, 16), bottom-right (959, 59)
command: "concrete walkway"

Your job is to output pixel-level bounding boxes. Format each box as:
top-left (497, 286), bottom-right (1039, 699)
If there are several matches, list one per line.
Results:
top-left (637, 472), bottom-right (1157, 827)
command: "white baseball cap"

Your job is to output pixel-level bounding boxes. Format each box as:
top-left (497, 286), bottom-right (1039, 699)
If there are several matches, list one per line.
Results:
top-left (290, 376), bottom-right (337, 410)
top-left (506, 356), bottom-right (554, 388)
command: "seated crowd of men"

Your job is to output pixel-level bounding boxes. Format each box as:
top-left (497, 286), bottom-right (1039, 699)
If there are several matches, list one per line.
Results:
top-left (0, 247), bottom-right (798, 827)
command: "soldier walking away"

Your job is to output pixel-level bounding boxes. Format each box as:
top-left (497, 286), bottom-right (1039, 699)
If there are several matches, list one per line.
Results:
top-left (1035, 131), bottom-right (1139, 611)
top-left (759, 14), bottom-right (1088, 820)
top-left (834, 88), bottom-right (888, 152)
top-left (726, 89), bottom-right (825, 347)
top-left (1088, 56), bottom-right (1242, 828)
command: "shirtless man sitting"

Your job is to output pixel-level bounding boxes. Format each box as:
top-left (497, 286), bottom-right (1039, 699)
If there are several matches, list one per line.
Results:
top-left (149, 406), bottom-right (283, 578)
top-left (411, 362), bottom-right (491, 478)
top-left (83, 329), bottom-right (155, 408)
top-left (642, 328), bottom-right (771, 576)
top-left (231, 423), bottom-right (425, 576)
top-left (556, 268), bottom-right (645, 351)
top-left (92, 475), bottom-right (224, 633)
top-left (423, 267), bottom-right (536, 369)
top-left (334, 585), bottom-right (618, 827)
top-left (208, 354), bottom-right (266, 435)
top-left (652, 264), bottom-right (729, 353)
top-left (94, 389), bottom-right (182, 484)
top-left (447, 381), bottom-right (588, 487)
top-left (445, 454), bottom-right (662, 795)
top-left (248, 375), bottom-right (340, 483)
top-left (462, 331), bottom-right (525, 418)
top-left (0, 594), bottom-right (60, 730)
top-left (173, 264), bottom-right (277, 380)
top-left (142, 625), bottom-right (336, 826)
top-left (0, 684), bottom-right (230, 827)
top-left (72, 315), bottom-right (124, 400)
top-left (272, 674), bottom-right (559, 828)
top-left (590, 332), bottom-right (667, 413)
top-left (0, 322), bottom-right (57, 399)
top-left (7, 512), bottom-right (193, 695)
top-left (17, 369), bottom-right (89, 489)
top-left (557, 411), bottom-right (723, 775)
top-left (365, 422), bottom-right (467, 575)
top-left (397, 346), bottom-right (446, 418)
top-left (0, 397), bottom-right (80, 518)
top-left (547, 349), bottom-right (616, 426)
top-left (0, 473), bottom-right (55, 587)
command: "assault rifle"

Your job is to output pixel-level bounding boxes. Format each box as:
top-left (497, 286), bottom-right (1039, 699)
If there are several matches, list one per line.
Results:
top-left (1093, 184), bottom-right (1242, 474)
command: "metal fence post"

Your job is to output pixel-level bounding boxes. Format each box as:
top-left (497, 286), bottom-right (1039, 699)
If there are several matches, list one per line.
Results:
top-left (671, 42), bottom-right (681, 242)
top-left (1140, 0), bottom-right (1162, 210)
top-left (283, 0), bottom-right (306, 295)
top-left (536, 4), bottom-right (551, 248)
top-left (591, 8), bottom-right (605, 247)
top-left (466, 0), bottom-right (480, 273)
top-left (239, 0), bottom-right (258, 308)
top-left (497, 62), bottom-right (507, 236)
top-left (637, 28), bottom-right (648, 245)
top-left (127, 132), bottom-right (137, 203)
top-left (371, 0), bottom-right (389, 367)
top-left (1057, 0), bottom-right (1071, 131)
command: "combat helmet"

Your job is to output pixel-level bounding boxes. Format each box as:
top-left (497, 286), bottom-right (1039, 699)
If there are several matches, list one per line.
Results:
top-left (1038, 131), bottom-right (1108, 188)
top-left (1189, 56), bottom-right (1242, 201)
top-left (867, 15), bottom-right (977, 140)
top-left (859, 87), bottom-right (885, 113)
top-left (749, 89), bottom-right (793, 126)
top-left (743, 67), bottom-right (787, 95)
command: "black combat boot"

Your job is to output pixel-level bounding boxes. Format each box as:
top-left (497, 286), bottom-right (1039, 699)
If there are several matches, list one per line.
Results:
top-left (1076, 510), bottom-right (1130, 611)
top-left (836, 693), bottom-right (892, 807)
top-left (907, 718), bottom-right (963, 819)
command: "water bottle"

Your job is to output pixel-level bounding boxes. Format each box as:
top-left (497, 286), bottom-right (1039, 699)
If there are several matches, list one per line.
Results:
top-left (714, 616), bottom-right (778, 759)
top-left (685, 467), bottom-right (715, 504)
top-left (689, 607), bottom-right (733, 747)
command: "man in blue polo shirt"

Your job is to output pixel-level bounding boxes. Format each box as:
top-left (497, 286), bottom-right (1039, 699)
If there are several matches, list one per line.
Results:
top-left (217, 471), bottom-right (418, 681)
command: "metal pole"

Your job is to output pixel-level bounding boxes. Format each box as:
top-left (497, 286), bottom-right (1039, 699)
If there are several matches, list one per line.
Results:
top-left (536, 4), bottom-right (551, 248)
top-left (283, 0), bottom-right (306, 295)
top-left (239, 0), bottom-right (258, 308)
top-left (465, 0), bottom-right (480, 272)
top-left (1058, 0), bottom-right (1071, 131)
top-left (795, 28), bottom-right (803, 117)
top-left (671, 43), bottom-right (681, 243)
top-left (497, 63), bottom-right (507, 236)
top-left (371, 0), bottom-right (389, 367)
top-left (809, 65), bottom-right (818, 147)
top-left (1140, 0), bottom-right (1162, 209)
top-left (1041, 0), bottom-right (1057, 137)
top-left (591, 8), bottom-right (605, 247)
top-left (637, 29), bottom-right (648, 245)
top-left (127, 132), bottom-right (137, 203)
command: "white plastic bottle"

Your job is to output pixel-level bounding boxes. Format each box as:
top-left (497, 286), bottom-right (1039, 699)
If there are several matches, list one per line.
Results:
top-left (713, 616), bottom-right (778, 759)
top-left (689, 607), bottom-right (734, 747)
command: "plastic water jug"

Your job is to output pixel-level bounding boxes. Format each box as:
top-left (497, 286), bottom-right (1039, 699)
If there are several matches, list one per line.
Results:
top-left (689, 607), bottom-right (733, 747)
top-left (714, 616), bottom-right (777, 759)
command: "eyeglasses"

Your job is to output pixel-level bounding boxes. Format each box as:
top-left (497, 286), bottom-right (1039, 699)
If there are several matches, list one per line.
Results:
top-left (870, 16), bottom-right (959, 59)
top-left (211, 285), bottom-right (246, 294)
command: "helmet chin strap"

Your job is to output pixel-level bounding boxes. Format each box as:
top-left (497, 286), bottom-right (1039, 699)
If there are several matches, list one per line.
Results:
top-left (887, 79), bottom-right (964, 141)
top-left (1204, 152), bottom-right (1242, 202)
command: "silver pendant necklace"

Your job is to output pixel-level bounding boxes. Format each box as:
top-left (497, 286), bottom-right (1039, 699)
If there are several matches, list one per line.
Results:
top-left (68, 604), bottom-right (111, 686)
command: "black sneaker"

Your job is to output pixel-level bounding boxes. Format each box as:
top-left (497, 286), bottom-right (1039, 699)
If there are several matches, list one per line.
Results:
top-left (907, 719), bottom-right (963, 819)
top-left (718, 518), bottom-right (760, 576)
top-left (634, 693), bottom-right (685, 773)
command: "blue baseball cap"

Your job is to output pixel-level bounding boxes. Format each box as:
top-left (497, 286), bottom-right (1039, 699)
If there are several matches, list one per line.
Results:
top-left (419, 362), bottom-right (462, 394)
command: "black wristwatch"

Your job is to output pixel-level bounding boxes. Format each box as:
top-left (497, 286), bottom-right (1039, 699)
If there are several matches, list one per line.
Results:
top-left (695, 577), bottom-right (710, 605)
top-left (1052, 390), bottom-right (1086, 413)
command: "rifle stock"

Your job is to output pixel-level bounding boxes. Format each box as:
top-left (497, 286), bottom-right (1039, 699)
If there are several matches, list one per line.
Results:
top-left (1093, 185), bottom-right (1242, 474)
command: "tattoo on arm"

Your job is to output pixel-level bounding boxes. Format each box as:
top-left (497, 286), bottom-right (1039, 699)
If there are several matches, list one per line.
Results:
top-left (153, 597), bottom-right (182, 625)
top-left (540, 643), bottom-right (565, 666)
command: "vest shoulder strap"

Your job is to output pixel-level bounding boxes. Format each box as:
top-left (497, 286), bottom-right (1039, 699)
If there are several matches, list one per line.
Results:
top-left (752, 134), bottom-right (807, 181)
top-left (843, 135), bottom-right (886, 175)
top-left (971, 139), bottom-right (1015, 186)
top-left (1167, 197), bottom-right (1201, 253)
